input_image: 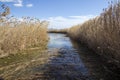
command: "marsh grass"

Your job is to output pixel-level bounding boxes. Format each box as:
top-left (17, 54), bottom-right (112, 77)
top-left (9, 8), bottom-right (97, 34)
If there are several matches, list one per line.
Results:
top-left (0, 4), bottom-right (50, 80)
top-left (68, 1), bottom-right (120, 70)
top-left (0, 17), bottom-right (48, 57)
top-left (0, 5), bottom-right (49, 57)
top-left (48, 28), bottom-right (68, 34)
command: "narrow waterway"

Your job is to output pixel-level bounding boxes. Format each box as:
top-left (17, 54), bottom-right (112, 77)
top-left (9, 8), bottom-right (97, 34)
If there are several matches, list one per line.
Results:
top-left (46, 33), bottom-right (89, 80)
top-left (0, 33), bottom-right (119, 80)
top-left (44, 33), bottom-right (119, 80)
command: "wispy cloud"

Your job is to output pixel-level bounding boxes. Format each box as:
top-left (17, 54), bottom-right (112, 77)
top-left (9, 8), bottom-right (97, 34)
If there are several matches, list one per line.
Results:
top-left (13, 0), bottom-right (23, 7)
top-left (0, 0), bottom-right (14, 2)
top-left (48, 16), bottom-right (67, 22)
top-left (26, 4), bottom-right (33, 7)
top-left (69, 15), bottom-right (95, 19)
top-left (42, 15), bottom-right (97, 29)
top-left (0, 0), bottom-right (23, 7)
top-left (0, 0), bottom-right (33, 7)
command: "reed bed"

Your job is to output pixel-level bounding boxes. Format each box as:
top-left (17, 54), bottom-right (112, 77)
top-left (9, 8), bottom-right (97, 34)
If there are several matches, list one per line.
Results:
top-left (0, 5), bottom-right (48, 57)
top-left (68, 1), bottom-right (120, 72)
top-left (48, 28), bottom-right (68, 34)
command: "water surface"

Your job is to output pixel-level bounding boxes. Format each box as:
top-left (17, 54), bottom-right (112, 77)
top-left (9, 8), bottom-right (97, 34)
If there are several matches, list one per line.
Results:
top-left (0, 33), bottom-right (119, 80)
top-left (47, 33), bottom-right (119, 80)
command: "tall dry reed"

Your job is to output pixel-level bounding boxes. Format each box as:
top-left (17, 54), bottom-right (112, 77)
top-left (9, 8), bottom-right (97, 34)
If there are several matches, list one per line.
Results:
top-left (68, 1), bottom-right (120, 72)
top-left (0, 5), bottom-right (48, 57)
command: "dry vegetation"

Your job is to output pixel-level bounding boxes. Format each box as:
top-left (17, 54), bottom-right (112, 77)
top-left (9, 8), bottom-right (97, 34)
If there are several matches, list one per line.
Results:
top-left (0, 5), bottom-right (48, 57)
top-left (48, 28), bottom-right (68, 34)
top-left (68, 1), bottom-right (120, 71)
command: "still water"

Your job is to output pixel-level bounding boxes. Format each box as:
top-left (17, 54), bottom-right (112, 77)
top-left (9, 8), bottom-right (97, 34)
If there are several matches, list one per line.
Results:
top-left (0, 33), bottom-right (119, 80)
top-left (47, 33), bottom-right (119, 80)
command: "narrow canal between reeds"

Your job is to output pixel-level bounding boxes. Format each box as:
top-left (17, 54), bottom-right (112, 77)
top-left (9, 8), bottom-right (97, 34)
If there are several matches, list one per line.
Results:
top-left (0, 33), bottom-right (119, 80)
top-left (46, 33), bottom-right (119, 80)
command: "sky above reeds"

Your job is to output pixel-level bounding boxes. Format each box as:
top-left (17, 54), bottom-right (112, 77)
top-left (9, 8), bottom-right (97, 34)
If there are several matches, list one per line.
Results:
top-left (0, 0), bottom-right (112, 29)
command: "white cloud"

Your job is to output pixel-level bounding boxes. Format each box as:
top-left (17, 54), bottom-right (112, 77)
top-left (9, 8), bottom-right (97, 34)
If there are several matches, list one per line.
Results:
top-left (13, 3), bottom-right (22, 7)
top-left (13, 0), bottom-right (23, 7)
top-left (0, 0), bottom-right (33, 7)
top-left (48, 16), bottom-right (67, 22)
top-left (0, 0), bottom-right (14, 2)
top-left (26, 4), bottom-right (33, 7)
top-left (69, 15), bottom-right (95, 19)
top-left (42, 15), bottom-right (97, 29)
top-left (0, 0), bottom-right (23, 7)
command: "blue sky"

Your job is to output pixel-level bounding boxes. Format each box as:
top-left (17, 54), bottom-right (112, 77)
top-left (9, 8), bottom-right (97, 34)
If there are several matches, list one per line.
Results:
top-left (0, 0), bottom-right (111, 29)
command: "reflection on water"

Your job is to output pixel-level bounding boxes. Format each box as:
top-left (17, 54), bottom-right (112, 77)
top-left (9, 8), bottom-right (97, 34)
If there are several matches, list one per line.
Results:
top-left (48, 33), bottom-right (89, 75)
top-left (48, 33), bottom-right (119, 80)
top-left (0, 33), bottom-right (119, 80)
top-left (48, 33), bottom-right (72, 49)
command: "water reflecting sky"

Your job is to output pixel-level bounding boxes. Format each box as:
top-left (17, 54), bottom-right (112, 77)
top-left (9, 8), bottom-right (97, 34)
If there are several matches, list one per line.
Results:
top-left (48, 33), bottom-right (73, 49)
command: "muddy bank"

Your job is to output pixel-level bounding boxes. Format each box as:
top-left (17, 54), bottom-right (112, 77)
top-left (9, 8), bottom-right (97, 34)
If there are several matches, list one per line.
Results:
top-left (71, 40), bottom-right (120, 80)
top-left (0, 48), bottom-right (89, 80)
top-left (30, 48), bottom-right (90, 80)
top-left (68, 36), bottom-right (120, 78)
top-left (0, 49), bottom-right (58, 80)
